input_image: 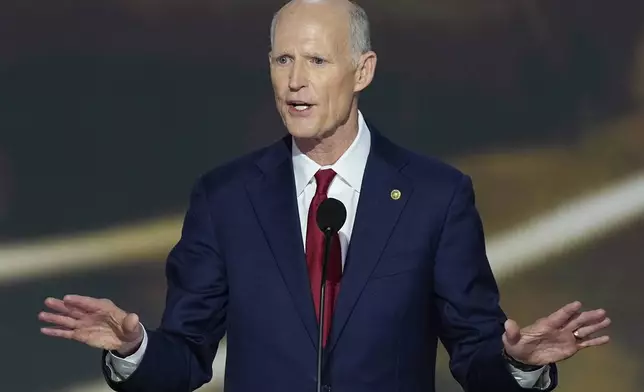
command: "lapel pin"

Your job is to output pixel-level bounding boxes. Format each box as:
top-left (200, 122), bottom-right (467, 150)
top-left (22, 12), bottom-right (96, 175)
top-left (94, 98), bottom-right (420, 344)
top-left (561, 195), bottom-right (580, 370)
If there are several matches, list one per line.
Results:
top-left (390, 189), bottom-right (401, 200)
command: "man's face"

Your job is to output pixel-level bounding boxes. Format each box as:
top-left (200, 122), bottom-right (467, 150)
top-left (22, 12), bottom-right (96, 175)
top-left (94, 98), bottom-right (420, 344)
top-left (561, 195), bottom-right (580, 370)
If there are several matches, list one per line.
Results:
top-left (269, 5), bottom-right (359, 139)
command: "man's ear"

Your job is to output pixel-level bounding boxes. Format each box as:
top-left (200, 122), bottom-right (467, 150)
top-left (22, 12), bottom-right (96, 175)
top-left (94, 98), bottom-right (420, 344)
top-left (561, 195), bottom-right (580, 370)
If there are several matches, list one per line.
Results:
top-left (354, 51), bottom-right (377, 93)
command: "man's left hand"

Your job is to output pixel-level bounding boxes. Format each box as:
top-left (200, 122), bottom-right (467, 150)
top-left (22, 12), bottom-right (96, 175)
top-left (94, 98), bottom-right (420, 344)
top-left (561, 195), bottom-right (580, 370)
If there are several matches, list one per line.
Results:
top-left (502, 301), bottom-right (611, 367)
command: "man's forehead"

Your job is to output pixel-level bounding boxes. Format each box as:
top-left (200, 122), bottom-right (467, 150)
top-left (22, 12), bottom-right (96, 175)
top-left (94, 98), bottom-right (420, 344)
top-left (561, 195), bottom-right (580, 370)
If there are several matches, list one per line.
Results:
top-left (277, 0), bottom-right (351, 27)
top-left (280, 0), bottom-right (353, 12)
top-left (272, 19), bottom-right (350, 56)
top-left (277, 5), bottom-right (349, 32)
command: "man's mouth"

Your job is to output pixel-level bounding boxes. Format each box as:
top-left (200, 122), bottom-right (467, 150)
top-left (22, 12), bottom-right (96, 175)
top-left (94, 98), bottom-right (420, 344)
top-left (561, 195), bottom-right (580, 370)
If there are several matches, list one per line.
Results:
top-left (287, 100), bottom-right (314, 111)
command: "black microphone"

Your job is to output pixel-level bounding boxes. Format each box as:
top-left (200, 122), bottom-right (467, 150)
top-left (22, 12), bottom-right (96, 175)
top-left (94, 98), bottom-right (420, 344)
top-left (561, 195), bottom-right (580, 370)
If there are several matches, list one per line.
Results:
top-left (315, 197), bottom-right (347, 392)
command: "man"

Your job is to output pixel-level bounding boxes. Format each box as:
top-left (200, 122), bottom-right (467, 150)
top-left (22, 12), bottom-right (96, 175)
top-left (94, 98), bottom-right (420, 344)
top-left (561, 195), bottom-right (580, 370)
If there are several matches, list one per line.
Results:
top-left (39, 1), bottom-right (611, 391)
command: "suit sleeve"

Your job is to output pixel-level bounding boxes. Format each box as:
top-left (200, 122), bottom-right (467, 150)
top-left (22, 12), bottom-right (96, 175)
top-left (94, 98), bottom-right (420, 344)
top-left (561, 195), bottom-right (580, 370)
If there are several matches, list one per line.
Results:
top-left (433, 174), bottom-right (557, 392)
top-left (102, 176), bottom-right (228, 392)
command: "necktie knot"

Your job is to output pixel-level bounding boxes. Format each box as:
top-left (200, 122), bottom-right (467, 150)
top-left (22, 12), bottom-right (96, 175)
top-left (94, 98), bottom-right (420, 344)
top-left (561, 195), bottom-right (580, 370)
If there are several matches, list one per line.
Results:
top-left (314, 169), bottom-right (336, 196)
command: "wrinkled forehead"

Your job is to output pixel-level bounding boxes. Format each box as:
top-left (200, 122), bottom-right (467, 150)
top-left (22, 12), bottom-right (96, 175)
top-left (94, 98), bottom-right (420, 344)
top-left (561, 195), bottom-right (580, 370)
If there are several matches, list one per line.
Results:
top-left (273, 8), bottom-right (352, 56)
top-left (274, 0), bottom-right (350, 45)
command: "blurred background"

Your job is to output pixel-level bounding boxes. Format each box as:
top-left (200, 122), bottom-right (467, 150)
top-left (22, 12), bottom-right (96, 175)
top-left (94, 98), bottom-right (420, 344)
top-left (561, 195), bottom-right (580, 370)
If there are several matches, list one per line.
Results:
top-left (1, 0), bottom-right (643, 391)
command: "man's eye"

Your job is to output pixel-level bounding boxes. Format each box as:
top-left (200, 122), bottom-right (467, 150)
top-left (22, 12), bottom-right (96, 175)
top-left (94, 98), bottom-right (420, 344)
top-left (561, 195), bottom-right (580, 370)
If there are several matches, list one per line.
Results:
top-left (312, 57), bottom-right (325, 65)
top-left (276, 56), bottom-right (289, 65)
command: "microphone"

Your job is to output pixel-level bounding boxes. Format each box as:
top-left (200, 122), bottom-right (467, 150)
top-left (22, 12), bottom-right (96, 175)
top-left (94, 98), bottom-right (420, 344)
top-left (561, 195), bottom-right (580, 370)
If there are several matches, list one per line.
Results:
top-left (315, 197), bottom-right (347, 392)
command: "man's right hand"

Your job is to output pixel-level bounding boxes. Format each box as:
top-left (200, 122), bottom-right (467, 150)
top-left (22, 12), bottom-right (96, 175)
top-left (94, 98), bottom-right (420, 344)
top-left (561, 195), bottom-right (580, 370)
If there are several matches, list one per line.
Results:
top-left (39, 295), bottom-right (144, 357)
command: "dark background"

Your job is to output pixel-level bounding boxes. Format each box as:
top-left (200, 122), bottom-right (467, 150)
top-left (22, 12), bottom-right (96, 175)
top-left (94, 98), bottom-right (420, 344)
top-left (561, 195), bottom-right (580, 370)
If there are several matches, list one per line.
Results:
top-left (1, 0), bottom-right (642, 391)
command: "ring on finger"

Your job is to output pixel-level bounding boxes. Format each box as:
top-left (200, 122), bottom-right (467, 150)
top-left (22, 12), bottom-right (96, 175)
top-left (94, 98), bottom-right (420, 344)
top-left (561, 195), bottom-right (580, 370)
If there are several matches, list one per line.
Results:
top-left (573, 329), bottom-right (583, 340)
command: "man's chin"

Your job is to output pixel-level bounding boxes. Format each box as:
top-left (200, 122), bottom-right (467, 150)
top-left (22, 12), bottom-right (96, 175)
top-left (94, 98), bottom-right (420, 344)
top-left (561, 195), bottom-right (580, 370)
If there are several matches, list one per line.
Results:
top-left (289, 133), bottom-right (323, 144)
top-left (284, 122), bottom-right (321, 140)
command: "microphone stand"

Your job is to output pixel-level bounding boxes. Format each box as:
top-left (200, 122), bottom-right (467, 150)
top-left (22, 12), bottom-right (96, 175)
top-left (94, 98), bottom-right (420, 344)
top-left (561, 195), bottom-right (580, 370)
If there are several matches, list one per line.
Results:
top-left (317, 227), bottom-right (333, 392)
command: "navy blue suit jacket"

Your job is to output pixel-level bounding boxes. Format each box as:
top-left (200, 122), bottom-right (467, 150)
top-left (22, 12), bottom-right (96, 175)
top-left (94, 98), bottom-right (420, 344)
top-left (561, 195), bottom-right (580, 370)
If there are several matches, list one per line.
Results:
top-left (103, 126), bottom-right (557, 392)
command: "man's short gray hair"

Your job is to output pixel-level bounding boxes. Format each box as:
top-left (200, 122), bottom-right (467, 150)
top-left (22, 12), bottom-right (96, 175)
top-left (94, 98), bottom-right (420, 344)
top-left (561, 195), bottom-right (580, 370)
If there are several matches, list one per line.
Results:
top-left (270, 1), bottom-right (371, 64)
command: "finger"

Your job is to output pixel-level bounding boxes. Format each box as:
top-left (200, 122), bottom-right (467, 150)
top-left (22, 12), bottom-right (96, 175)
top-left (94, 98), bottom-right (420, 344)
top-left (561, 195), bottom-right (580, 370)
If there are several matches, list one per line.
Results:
top-left (38, 311), bottom-right (79, 329)
top-left (572, 317), bottom-right (611, 339)
top-left (122, 313), bottom-right (140, 337)
top-left (63, 295), bottom-right (110, 313)
top-left (40, 327), bottom-right (74, 339)
top-left (563, 311), bottom-right (581, 327)
top-left (44, 298), bottom-right (86, 319)
top-left (503, 319), bottom-right (521, 345)
top-left (546, 301), bottom-right (583, 328)
top-left (565, 309), bottom-right (607, 332)
top-left (578, 335), bottom-right (610, 348)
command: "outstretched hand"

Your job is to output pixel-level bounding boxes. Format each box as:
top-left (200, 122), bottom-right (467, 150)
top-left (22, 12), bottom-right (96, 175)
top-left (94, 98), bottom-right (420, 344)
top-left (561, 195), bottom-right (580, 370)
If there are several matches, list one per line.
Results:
top-left (503, 301), bottom-right (610, 366)
top-left (39, 295), bottom-right (144, 356)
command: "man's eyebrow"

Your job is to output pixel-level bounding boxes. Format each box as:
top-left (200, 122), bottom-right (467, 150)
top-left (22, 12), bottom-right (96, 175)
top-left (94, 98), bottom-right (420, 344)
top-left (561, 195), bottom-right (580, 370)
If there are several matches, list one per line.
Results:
top-left (302, 51), bottom-right (327, 58)
top-left (299, 50), bottom-right (338, 62)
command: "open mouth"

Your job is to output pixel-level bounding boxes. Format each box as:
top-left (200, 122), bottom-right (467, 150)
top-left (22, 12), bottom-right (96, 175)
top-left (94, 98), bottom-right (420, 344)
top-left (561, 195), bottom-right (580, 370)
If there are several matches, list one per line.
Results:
top-left (287, 100), bottom-right (314, 112)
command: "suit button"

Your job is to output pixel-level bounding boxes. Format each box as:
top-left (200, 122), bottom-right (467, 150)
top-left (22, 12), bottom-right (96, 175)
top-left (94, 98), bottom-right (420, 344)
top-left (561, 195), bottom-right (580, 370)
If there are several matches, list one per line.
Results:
top-left (322, 385), bottom-right (331, 392)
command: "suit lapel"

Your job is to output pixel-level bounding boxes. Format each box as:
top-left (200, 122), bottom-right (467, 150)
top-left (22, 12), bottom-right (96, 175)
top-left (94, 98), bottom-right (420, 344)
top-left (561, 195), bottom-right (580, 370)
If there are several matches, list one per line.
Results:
top-left (326, 130), bottom-right (413, 356)
top-left (245, 137), bottom-right (319, 349)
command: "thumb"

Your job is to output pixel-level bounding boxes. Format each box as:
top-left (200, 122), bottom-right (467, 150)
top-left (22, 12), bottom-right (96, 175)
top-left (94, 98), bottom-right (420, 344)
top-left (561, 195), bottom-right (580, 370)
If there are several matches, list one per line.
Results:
top-left (122, 312), bottom-right (141, 340)
top-left (503, 319), bottom-right (521, 346)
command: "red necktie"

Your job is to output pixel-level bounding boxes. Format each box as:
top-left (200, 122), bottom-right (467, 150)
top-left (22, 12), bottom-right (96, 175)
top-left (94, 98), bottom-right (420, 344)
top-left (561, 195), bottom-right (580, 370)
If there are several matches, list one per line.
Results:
top-left (305, 169), bottom-right (342, 348)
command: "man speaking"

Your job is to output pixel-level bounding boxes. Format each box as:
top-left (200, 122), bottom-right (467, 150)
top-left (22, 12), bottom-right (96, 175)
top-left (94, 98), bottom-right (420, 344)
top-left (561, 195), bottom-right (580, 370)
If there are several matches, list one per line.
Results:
top-left (39, 0), bottom-right (611, 391)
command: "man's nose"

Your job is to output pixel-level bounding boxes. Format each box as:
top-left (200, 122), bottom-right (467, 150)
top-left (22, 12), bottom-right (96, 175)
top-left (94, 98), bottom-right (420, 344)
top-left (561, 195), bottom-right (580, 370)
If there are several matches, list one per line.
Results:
top-left (288, 60), bottom-right (308, 90)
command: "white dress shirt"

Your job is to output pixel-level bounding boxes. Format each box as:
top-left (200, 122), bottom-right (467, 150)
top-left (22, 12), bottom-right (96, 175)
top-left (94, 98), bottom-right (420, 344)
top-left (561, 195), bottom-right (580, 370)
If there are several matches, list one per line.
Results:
top-left (106, 111), bottom-right (550, 389)
top-left (292, 111), bottom-right (370, 263)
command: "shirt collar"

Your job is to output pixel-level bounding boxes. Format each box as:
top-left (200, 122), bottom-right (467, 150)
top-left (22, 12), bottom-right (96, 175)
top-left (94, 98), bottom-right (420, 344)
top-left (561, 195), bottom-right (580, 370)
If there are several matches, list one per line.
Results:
top-left (292, 110), bottom-right (371, 196)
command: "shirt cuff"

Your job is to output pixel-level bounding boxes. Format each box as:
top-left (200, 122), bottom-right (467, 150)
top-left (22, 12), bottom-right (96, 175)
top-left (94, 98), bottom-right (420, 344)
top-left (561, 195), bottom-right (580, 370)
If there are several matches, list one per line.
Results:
top-left (104, 324), bottom-right (148, 382)
top-left (507, 362), bottom-right (551, 390)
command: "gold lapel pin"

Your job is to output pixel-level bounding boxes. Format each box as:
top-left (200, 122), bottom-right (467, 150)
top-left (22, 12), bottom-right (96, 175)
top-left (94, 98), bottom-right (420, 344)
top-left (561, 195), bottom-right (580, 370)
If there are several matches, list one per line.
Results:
top-left (390, 189), bottom-right (401, 200)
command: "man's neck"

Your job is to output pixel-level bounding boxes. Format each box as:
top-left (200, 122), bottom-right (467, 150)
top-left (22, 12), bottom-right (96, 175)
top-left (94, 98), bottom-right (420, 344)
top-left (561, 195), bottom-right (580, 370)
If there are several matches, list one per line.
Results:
top-left (294, 111), bottom-right (359, 166)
